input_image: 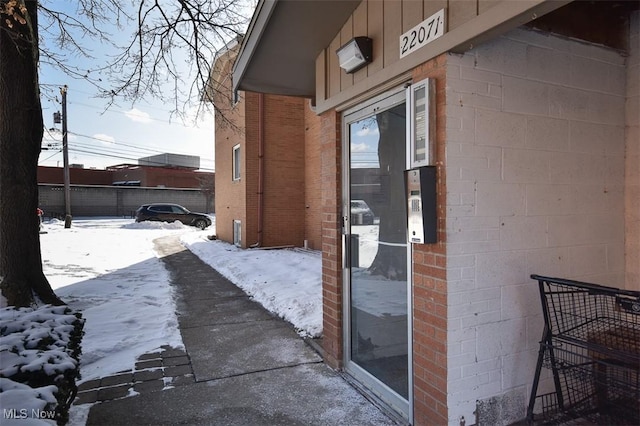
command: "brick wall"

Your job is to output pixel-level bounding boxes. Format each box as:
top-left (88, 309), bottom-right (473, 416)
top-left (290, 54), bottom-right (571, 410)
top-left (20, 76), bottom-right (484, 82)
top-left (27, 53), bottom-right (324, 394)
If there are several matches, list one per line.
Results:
top-left (38, 166), bottom-right (113, 186)
top-left (444, 28), bottom-right (627, 424)
top-left (243, 91), bottom-right (260, 247)
top-left (626, 11), bottom-right (639, 290)
top-left (304, 103), bottom-right (323, 250)
top-left (411, 55), bottom-right (449, 426)
top-left (110, 167), bottom-right (213, 190)
top-left (214, 84), bottom-right (246, 245)
top-left (215, 89), bottom-right (309, 248)
top-left (261, 94), bottom-right (306, 247)
top-left (38, 184), bottom-right (209, 217)
top-left (38, 163), bottom-right (213, 190)
top-left (320, 109), bottom-right (343, 369)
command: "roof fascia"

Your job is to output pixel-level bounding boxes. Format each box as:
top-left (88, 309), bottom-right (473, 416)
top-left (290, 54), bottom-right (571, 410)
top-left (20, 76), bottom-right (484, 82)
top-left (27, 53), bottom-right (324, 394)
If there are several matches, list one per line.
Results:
top-left (232, 0), bottom-right (277, 95)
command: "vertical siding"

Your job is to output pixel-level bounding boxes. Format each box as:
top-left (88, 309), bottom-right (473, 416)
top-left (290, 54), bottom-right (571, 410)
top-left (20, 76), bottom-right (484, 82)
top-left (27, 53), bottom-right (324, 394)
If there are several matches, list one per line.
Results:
top-left (244, 92), bottom-right (259, 247)
top-left (328, 35), bottom-right (342, 99)
top-left (323, 0), bottom-right (485, 99)
top-left (403, 0), bottom-right (423, 32)
top-left (448, 0), bottom-right (478, 30)
top-left (383, 0), bottom-right (402, 68)
top-left (353, 1), bottom-right (369, 83)
top-left (340, 16), bottom-right (354, 91)
top-left (367, 0), bottom-right (384, 75)
top-left (424, 0), bottom-right (448, 22)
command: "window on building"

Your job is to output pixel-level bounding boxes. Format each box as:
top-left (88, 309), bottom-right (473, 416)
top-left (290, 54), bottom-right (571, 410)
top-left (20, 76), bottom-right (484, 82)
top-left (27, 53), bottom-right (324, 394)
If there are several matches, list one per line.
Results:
top-left (232, 144), bottom-right (241, 181)
top-left (233, 220), bottom-right (241, 247)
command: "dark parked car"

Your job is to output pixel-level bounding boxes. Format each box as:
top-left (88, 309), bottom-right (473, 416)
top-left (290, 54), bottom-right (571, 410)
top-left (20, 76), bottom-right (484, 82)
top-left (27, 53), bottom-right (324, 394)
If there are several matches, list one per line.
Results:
top-left (135, 204), bottom-right (212, 229)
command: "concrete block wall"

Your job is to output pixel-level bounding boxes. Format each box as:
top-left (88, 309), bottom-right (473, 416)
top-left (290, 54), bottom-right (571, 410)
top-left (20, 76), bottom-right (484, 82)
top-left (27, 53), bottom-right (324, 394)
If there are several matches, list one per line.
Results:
top-left (38, 184), bottom-right (210, 217)
top-left (444, 28), bottom-right (628, 424)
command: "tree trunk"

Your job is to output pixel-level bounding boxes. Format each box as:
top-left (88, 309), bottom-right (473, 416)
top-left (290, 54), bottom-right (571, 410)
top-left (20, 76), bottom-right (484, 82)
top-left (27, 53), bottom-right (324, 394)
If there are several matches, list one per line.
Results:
top-left (0, 0), bottom-right (63, 307)
top-left (369, 105), bottom-right (407, 281)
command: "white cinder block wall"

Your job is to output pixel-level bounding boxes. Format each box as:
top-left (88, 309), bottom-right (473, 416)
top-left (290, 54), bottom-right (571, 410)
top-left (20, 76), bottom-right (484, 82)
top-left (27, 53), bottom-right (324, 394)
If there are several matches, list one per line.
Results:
top-left (626, 11), bottom-right (639, 290)
top-left (444, 28), bottom-right (628, 425)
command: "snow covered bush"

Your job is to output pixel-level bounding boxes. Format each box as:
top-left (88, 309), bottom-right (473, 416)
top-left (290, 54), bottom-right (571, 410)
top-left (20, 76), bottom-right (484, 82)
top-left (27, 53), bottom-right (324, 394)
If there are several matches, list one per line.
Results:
top-left (0, 305), bottom-right (84, 425)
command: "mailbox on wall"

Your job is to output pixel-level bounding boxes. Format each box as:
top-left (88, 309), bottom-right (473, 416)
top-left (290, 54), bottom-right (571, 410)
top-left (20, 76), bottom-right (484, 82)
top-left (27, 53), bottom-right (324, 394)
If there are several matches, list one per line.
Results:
top-left (405, 166), bottom-right (437, 244)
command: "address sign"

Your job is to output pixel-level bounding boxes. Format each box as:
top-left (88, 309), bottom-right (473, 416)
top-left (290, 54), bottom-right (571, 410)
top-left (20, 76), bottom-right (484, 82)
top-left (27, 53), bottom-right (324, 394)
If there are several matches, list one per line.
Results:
top-left (399, 9), bottom-right (446, 59)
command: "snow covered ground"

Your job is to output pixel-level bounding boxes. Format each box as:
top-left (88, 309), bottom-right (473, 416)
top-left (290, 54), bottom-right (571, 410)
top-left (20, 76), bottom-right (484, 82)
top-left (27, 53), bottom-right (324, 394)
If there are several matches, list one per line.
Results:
top-left (181, 233), bottom-right (322, 337)
top-left (1, 216), bottom-right (322, 425)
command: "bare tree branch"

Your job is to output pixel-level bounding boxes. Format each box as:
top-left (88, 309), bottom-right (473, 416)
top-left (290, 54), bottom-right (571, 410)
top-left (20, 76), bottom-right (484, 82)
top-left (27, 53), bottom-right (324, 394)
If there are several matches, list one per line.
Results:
top-left (38, 0), bottom-right (250, 120)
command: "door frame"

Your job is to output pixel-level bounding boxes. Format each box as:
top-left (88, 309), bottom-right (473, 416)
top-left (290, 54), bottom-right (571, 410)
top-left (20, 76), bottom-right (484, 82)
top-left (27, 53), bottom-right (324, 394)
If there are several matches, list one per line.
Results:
top-left (341, 85), bottom-right (413, 423)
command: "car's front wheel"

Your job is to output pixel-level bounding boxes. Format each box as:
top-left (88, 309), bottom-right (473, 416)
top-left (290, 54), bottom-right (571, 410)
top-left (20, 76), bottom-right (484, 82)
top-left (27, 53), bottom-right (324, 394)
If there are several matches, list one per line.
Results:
top-left (194, 219), bottom-right (208, 230)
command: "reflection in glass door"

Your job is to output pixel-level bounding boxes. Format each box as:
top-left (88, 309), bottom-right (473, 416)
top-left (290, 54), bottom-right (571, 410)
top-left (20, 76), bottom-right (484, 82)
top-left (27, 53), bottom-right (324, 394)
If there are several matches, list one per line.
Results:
top-left (344, 90), bottom-right (410, 417)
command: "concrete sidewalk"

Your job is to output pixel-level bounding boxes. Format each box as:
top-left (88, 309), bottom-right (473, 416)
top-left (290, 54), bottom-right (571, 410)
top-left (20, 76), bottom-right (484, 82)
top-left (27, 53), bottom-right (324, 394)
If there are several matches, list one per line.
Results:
top-left (82, 235), bottom-right (397, 425)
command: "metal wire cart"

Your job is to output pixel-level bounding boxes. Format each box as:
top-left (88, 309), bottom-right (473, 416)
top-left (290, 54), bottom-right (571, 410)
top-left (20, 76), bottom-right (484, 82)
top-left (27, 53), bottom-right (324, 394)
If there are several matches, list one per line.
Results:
top-left (527, 275), bottom-right (640, 425)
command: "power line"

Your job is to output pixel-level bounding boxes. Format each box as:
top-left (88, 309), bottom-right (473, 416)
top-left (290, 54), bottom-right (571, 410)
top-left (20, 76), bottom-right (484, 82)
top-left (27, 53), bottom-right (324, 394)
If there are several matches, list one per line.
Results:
top-left (39, 149), bottom-right (64, 163)
top-left (69, 141), bottom-right (215, 168)
top-left (67, 131), bottom-right (215, 163)
top-left (69, 142), bottom-right (157, 161)
top-left (70, 133), bottom-right (163, 154)
top-left (66, 147), bottom-right (215, 172)
top-left (41, 144), bottom-right (215, 172)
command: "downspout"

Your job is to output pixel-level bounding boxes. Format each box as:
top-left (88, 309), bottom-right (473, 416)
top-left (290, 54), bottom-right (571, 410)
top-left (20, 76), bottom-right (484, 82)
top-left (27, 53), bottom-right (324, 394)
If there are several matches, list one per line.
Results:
top-left (255, 93), bottom-right (265, 247)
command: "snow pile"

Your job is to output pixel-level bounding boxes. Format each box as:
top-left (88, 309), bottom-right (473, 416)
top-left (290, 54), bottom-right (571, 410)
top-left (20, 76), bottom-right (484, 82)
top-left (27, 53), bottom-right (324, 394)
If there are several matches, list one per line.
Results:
top-left (0, 305), bottom-right (84, 424)
top-left (181, 233), bottom-right (323, 337)
top-left (0, 217), bottom-right (323, 424)
top-left (40, 218), bottom-right (185, 383)
top-left (121, 221), bottom-right (187, 230)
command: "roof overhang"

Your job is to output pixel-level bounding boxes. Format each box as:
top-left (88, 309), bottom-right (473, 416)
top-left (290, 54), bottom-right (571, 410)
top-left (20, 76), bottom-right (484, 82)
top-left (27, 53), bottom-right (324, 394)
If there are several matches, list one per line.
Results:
top-left (232, 0), bottom-right (360, 97)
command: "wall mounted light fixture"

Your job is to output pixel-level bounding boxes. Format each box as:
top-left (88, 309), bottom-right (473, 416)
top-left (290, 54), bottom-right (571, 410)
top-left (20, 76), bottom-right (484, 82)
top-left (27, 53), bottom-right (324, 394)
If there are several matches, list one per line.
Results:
top-left (336, 37), bottom-right (372, 73)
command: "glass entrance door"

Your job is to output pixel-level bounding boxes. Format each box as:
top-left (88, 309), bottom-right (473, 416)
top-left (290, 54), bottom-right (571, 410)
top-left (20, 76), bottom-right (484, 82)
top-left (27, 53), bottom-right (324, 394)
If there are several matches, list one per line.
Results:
top-left (343, 89), bottom-right (410, 418)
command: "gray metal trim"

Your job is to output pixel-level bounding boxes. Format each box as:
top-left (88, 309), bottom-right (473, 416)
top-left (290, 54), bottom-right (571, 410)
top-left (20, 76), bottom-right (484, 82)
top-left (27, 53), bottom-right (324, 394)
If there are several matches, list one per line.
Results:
top-left (232, 0), bottom-right (360, 97)
top-left (232, 0), bottom-right (276, 94)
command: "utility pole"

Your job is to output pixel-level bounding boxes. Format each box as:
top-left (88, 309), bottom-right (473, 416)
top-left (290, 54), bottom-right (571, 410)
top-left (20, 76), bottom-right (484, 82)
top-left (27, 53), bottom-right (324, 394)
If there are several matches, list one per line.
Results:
top-left (61, 85), bottom-right (72, 228)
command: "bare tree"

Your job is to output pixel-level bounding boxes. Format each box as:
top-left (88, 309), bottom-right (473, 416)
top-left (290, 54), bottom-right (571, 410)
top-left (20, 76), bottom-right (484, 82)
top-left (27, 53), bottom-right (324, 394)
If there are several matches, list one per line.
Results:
top-left (368, 104), bottom-right (408, 281)
top-left (0, 0), bottom-right (248, 306)
top-left (196, 174), bottom-right (215, 213)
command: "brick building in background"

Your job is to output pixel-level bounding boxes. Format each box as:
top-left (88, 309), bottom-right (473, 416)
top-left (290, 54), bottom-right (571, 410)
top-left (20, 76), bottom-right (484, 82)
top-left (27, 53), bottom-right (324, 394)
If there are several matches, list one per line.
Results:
top-left (208, 39), bottom-right (322, 249)
top-left (38, 165), bottom-right (113, 186)
top-left (38, 156), bottom-right (214, 190)
top-left (37, 156), bottom-right (215, 217)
